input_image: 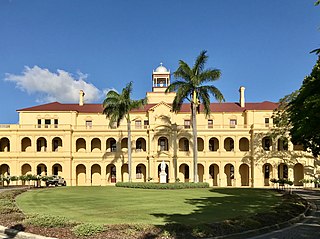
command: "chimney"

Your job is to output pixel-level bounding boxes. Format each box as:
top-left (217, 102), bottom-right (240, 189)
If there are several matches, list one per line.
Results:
top-left (79, 90), bottom-right (85, 106)
top-left (239, 86), bottom-right (245, 107)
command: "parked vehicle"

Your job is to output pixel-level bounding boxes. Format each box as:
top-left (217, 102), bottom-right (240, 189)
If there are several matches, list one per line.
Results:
top-left (46, 175), bottom-right (66, 186)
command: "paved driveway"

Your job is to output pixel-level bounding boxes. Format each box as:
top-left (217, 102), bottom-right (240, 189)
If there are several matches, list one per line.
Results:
top-left (249, 189), bottom-right (320, 239)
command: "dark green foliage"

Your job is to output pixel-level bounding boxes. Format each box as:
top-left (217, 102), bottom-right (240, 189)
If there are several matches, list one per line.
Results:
top-left (72, 223), bottom-right (105, 237)
top-left (24, 214), bottom-right (71, 228)
top-left (288, 57), bottom-right (320, 157)
top-left (115, 182), bottom-right (209, 189)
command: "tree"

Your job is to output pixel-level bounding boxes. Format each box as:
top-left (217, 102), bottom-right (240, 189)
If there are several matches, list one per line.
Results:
top-left (166, 50), bottom-right (225, 183)
top-left (288, 56), bottom-right (320, 157)
top-left (103, 82), bottom-right (147, 182)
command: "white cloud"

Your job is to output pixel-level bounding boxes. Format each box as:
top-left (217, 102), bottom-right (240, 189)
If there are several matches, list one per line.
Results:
top-left (4, 66), bottom-right (102, 103)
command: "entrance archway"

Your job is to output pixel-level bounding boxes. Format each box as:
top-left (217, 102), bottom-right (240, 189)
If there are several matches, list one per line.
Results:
top-left (263, 163), bottom-right (273, 186)
top-left (121, 164), bottom-right (128, 182)
top-left (91, 164), bottom-right (101, 186)
top-left (294, 163), bottom-right (304, 186)
top-left (239, 164), bottom-right (249, 186)
top-left (224, 164), bottom-right (234, 186)
top-left (158, 163), bottom-right (169, 182)
top-left (209, 164), bottom-right (219, 186)
top-left (198, 164), bottom-right (204, 182)
top-left (76, 164), bottom-right (86, 186)
top-left (179, 164), bottom-right (189, 182)
top-left (106, 164), bottom-right (116, 183)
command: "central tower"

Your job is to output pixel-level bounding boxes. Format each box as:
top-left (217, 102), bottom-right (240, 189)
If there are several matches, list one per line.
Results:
top-left (146, 63), bottom-right (176, 104)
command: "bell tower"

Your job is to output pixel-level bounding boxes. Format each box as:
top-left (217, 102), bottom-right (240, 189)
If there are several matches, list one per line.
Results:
top-left (146, 63), bottom-right (176, 104)
top-left (152, 63), bottom-right (170, 92)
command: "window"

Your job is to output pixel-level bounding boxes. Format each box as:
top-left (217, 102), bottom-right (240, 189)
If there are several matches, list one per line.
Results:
top-left (265, 118), bottom-right (270, 127)
top-left (159, 137), bottom-right (168, 151)
top-left (86, 120), bottom-right (92, 129)
top-left (230, 119), bottom-right (237, 128)
top-left (144, 120), bottom-right (149, 129)
top-left (135, 120), bottom-right (142, 129)
top-left (37, 119), bottom-right (41, 128)
top-left (53, 140), bottom-right (59, 152)
top-left (54, 119), bottom-right (58, 128)
top-left (263, 137), bottom-right (271, 151)
top-left (45, 119), bottom-right (51, 128)
top-left (184, 120), bottom-right (191, 129)
top-left (264, 165), bottom-right (270, 179)
top-left (208, 119), bottom-right (213, 128)
top-left (183, 139), bottom-right (189, 151)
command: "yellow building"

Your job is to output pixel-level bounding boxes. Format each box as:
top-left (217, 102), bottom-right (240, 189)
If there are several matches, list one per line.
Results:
top-left (0, 64), bottom-right (317, 187)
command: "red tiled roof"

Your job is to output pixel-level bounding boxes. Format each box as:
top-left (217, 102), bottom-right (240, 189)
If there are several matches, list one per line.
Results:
top-left (17, 101), bottom-right (278, 113)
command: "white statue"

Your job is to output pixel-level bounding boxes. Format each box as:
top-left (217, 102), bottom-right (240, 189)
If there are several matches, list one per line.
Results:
top-left (160, 160), bottom-right (166, 172)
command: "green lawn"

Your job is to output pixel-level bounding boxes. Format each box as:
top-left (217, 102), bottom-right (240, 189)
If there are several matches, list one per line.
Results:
top-left (16, 187), bottom-right (282, 225)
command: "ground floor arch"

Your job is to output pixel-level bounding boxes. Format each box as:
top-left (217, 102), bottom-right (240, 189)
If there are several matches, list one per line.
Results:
top-left (121, 164), bottom-right (128, 182)
top-left (0, 164), bottom-right (10, 176)
top-left (21, 164), bottom-right (31, 175)
top-left (52, 163), bottom-right (62, 176)
top-left (209, 163), bottom-right (219, 186)
top-left (278, 163), bottom-right (288, 179)
top-left (198, 164), bottom-right (204, 182)
top-left (263, 163), bottom-right (273, 186)
top-left (179, 163), bottom-right (189, 182)
top-left (224, 163), bottom-right (234, 186)
top-left (37, 163), bottom-right (47, 176)
top-left (136, 164), bottom-right (146, 182)
top-left (106, 164), bottom-right (116, 183)
top-left (76, 164), bottom-right (86, 186)
top-left (239, 164), bottom-right (249, 186)
top-left (91, 164), bottom-right (101, 186)
top-left (294, 163), bottom-right (304, 186)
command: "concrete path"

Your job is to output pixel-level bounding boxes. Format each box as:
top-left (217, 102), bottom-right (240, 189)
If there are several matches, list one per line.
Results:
top-left (249, 189), bottom-right (320, 239)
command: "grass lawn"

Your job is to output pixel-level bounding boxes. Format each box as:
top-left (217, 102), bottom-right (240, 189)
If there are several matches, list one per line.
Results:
top-left (16, 187), bottom-right (282, 225)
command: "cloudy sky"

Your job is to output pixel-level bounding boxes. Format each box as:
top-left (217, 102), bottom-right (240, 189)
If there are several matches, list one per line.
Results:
top-left (0, 0), bottom-right (319, 123)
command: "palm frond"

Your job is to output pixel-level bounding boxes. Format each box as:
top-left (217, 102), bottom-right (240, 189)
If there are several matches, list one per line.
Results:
top-left (198, 89), bottom-right (211, 116)
top-left (198, 69), bottom-right (221, 83)
top-left (165, 80), bottom-right (190, 93)
top-left (203, 85), bottom-right (225, 102)
top-left (193, 50), bottom-right (208, 75)
top-left (174, 60), bottom-right (193, 81)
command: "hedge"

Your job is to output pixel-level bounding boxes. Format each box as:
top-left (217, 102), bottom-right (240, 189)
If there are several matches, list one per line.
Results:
top-left (115, 182), bottom-right (209, 189)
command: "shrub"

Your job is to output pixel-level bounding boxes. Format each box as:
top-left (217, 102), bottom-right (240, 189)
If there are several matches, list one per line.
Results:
top-left (72, 223), bottom-right (105, 237)
top-left (115, 182), bottom-right (209, 189)
top-left (24, 214), bottom-right (70, 227)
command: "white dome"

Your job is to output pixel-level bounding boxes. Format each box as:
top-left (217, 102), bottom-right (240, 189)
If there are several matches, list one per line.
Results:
top-left (155, 63), bottom-right (168, 73)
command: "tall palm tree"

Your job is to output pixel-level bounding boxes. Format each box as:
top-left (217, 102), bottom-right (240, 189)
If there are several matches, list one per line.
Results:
top-left (103, 82), bottom-right (146, 182)
top-left (166, 50), bottom-right (225, 183)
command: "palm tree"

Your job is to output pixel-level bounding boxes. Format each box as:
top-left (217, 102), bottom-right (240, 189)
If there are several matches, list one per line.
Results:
top-left (166, 50), bottom-right (225, 183)
top-left (103, 82), bottom-right (146, 182)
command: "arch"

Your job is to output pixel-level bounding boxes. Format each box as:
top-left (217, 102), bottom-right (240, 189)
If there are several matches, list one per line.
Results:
top-left (52, 137), bottom-right (62, 152)
top-left (262, 136), bottom-right (272, 151)
top-left (136, 164), bottom-right (146, 182)
top-left (209, 164), bottom-right (219, 186)
top-left (106, 164), bottom-right (116, 183)
top-left (91, 164), bottom-right (101, 186)
top-left (224, 164), bottom-right (234, 186)
top-left (121, 164), bottom-right (129, 182)
top-left (76, 164), bottom-right (86, 186)
top-left (179, 164), bottom-right (190, 182)
top-left (179, 137), bottom-right (189, 151)
top-left (294, 163), bottom-right (304, 186)
top-left (158, 137), bottom-right (168, 151)
top-left (0, 137), bottom-right (10, 152)
top-left (277, 138), bottom-right (288, 151)
top-left (263, 163), bottom-right (273, 186)
top-left (21, 137), bottom-right (32, 152)
top-left (106, 138), bottom-right (117, 152)
top-left (158, 162), bottom-right (169, 182)
top-left (239, 164), bottom-right (249, 186)
top-left (121, 138), bottom-right (128, 150)
top-left (224, 137), bottom-right (234, 151)
top-left (197, 164), bottom-right (204, 182)
top-left (76, 138), bottom-right (86, 152)
top-left (91, 138), bottom-right (101, 152)
top-left (36, 163), bottom-right (47, 176)
top-left (239, 137), bottom-right (249, 151)
top-left (197, 137), bottom-right (204, 151)
top-left (209, 137), bottom-right (219, 151)
top-left (36, 137), bottom-right (47, 152)
top-left (136, 138), bottom-right (146, 152)
top-left (278, 163), bottom-right (288, 179)
top-left (0, 164), bottom-right (10, 176)
top-left (52, 163), bottom-right (62, 176)
top-left (21, 164), bottom-right (32, 175)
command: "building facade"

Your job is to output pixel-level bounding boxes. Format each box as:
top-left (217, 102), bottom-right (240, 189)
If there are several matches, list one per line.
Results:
top-left (0, 64), bottom-right (318, 187)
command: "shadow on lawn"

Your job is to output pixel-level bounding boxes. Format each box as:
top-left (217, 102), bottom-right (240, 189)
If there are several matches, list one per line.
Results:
top-left (152, 188), bottom-right (278, 225)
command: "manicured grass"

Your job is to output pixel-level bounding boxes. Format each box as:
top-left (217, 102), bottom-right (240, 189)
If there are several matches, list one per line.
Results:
top-left (16, 187), bottom-right (282, 225)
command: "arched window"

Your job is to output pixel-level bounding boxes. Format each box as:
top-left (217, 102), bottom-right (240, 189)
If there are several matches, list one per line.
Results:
top-left (179, 138), bottom-right (189, 151)
top-left (158, 137), bottom-right (168, 151)
top-left (262, 136), bottom-right (272, 151)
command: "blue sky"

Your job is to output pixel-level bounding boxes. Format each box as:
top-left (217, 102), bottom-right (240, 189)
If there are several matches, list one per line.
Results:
top-left (0, 0), bottom-right (319, 123)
